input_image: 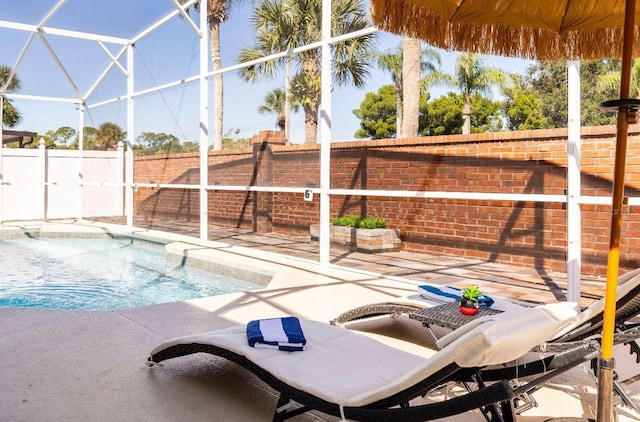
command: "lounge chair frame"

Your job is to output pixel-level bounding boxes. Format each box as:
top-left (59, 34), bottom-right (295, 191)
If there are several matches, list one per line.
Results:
top-left (147, 337), bottom-right (599, 422)
top-left (328, 286), bottom-right (640, 412)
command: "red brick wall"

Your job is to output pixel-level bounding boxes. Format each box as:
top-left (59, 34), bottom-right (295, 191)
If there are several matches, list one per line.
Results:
top-left (133, 126), bottom-right (640, 276)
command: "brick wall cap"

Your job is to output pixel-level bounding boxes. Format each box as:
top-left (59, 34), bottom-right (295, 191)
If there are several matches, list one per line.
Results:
top-left (251, 130), bottom-right (288, 145)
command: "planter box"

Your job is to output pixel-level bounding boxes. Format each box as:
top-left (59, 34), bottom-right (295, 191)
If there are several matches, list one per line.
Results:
top-left (310, 224), bottom-right (401, 253)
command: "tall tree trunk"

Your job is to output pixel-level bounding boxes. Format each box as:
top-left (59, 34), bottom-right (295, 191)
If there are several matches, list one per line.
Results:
top-left (395, 81), bottom-right (403, 138)
top-left (400, 36), bottom-right (421, 138)
top-left (462, 95), bottom-right (472, 135)
top-left (285, 56), bottom-right (291, 142)
top-left (303, 103), bottom-right (318, 144)
top-left (276, 112), bottom-right (286, 132)
top-left (301, 59), bottom-right (320, 144)
top-left (210, 23), bottom-right (224, 150)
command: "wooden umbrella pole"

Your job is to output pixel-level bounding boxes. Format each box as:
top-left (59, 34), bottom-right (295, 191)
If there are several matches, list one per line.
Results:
top-left (597, 111), bottom-right (629, 422)
top-left (597, 1), bottom-right (636, 421)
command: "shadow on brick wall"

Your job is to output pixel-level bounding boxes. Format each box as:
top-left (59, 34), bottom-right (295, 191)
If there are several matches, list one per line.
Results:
top-left (133, 129), bottom-right (640, 277)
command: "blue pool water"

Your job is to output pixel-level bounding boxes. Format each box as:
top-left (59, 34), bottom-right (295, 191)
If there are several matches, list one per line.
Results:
top-left (0, 237), bottom-right (264, 310)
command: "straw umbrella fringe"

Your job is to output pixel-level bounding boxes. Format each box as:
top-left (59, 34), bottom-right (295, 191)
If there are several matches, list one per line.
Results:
top-left (370, 0), bottom-right (640, 60)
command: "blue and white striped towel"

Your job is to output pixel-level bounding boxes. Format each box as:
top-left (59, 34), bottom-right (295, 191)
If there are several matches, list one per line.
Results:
top-left (418, 285), bottom-right (494, 307)
top-left (246, 316), bottom-right (307, 351)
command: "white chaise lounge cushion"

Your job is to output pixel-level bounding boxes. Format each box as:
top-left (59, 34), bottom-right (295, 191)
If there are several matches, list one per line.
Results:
top-left (149, 301), bottom-right (578, 408)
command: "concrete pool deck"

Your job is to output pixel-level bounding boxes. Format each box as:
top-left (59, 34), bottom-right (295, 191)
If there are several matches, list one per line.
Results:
top-left (1, 219), bottom-right (640, 421)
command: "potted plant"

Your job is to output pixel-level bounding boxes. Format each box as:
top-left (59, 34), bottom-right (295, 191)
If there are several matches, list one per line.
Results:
top-left (459, 285), bottom-right (482, 315)
top-left (310, 215), bottom-right (401, 253)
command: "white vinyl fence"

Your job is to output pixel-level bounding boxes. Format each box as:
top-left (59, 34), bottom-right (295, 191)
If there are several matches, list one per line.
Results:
top-left (0, 143), bottom-right (125, 221)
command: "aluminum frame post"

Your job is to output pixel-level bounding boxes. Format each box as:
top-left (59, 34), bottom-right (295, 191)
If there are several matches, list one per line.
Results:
top-left (566, 60), bottom-right (582, 304)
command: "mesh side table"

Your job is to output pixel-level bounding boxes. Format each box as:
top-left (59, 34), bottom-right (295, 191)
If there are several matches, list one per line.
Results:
top-left (409, 301), bottom-right (503, 341)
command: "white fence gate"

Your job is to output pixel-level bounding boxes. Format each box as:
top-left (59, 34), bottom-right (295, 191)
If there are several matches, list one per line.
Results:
top-left (0, 144), bottom-right (125, 221)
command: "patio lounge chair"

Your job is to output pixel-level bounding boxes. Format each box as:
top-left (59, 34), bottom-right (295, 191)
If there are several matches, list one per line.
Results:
top-left (147, 302), bottom-right (598, 421)
top-left (331, 268), bottom-right (640, 346)
top-left (330, 268), bottom-right (640, 410)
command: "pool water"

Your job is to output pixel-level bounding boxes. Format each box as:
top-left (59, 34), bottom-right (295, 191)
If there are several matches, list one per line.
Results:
top-left (0, 237), bottom-right (264, 310)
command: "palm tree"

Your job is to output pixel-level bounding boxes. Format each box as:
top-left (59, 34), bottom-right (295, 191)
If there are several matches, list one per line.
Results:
top-left (258, 88), bottom-right (300, 132)
top-left (236, 0), bottom-right (376, 144)
top-left (0, 65), bottom-right (22, 128)
top-left (454, 53), bottom-right (507, 135)
top-left (597, 60), bottom-right (640, 98)
top-left (2, 101), bottom-right (21, 128)
top-left (94, 122), bottom-right (127, 150)
top-left (377, 42), bottom-right (444, 138)
top-left (180, 0), bottom-right (240, 151)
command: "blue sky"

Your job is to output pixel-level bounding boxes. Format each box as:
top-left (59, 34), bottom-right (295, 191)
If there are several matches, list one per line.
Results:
top-left (1, 0), bottom-right (533, 145)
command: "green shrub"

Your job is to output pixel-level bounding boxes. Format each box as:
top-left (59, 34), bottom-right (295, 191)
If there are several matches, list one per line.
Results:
top-left (357, 217), bottom-right (387, 229)
top-left (331, 215), bottom-right (388, 229)
top-left (331, 215), bottom-right (360, 227)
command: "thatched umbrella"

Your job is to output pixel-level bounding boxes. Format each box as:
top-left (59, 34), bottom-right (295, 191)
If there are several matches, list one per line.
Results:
top-left (370, 0), bottom-right (640, 420)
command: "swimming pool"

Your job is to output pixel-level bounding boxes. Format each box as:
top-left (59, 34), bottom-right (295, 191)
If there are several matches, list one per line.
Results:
top-left (0, 237), bottom-right (265, 310)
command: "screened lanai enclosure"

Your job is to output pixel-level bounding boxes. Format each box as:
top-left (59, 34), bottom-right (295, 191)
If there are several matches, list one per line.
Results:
top-left (2, 0), bottom-right (640, 304)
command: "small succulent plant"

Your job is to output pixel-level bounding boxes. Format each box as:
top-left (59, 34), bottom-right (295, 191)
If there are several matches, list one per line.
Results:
top-left (461, 285), bottom-right (482, 301)
top-left (460, 286), bottom-right (482, 315)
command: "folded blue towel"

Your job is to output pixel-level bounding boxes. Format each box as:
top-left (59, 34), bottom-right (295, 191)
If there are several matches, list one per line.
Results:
top-left (246, 316), bottom-right (307, 351)
top-left (418, 285), bottom-right (494, 307)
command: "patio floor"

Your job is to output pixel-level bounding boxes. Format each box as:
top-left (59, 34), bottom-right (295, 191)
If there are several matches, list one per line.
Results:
top-left (0, 219), bottom-right (639, 421)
